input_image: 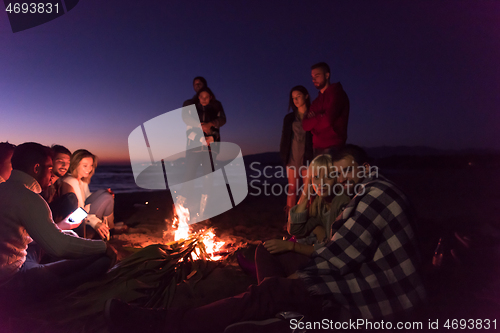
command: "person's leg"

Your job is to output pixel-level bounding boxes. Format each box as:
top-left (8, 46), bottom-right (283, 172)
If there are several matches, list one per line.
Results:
top-left (86, 189), bottom-right (115, 231)
top-left (179, 151), bottom-right (203, 212)
top-left (178, 277), bottom-right (322, 333)
top-left (105, 277), bottom-right (323, 333)
top-left (286, 166), bottom-right (298, 211)
top-left (255, 243), bottom-right (310, 284)
top-left (42, 255), bottom-right (112, 288)
top-left (86, 189), bottom-right (114, 219)
top-left (200, 151), bottom-right (216, 219)
top-left (0, 251), bottom-right (111, 305)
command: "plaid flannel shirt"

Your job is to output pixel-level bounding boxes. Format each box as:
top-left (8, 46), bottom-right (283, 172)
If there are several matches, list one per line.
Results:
top-left (297, 173), bottom-right (426, 319)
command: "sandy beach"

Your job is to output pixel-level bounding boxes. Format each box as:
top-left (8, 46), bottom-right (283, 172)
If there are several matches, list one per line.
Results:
top-left (1, 161), bottom-right (499, 332)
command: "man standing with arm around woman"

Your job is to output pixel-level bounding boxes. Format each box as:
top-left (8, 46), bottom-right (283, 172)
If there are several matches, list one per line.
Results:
top-left (303, 62), bottom-right (350, 157)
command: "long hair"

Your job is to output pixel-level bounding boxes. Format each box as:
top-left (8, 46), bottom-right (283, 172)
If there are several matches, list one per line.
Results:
top-left (69, 149), bottom-right (97, 184)
top-left (288, 85), bottom-right (311, 114)
top-left (307, 154), bottom-right (334, 218)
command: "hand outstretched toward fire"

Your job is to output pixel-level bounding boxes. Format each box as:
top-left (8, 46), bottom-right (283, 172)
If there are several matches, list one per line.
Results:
top-left (263, 239), bottom-right (293, 254)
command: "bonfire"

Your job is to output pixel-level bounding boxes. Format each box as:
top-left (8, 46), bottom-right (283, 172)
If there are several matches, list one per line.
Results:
top-left (30, 204), bottom-right (234, 332)
top-left (168, 203), bottom-right (225, 261)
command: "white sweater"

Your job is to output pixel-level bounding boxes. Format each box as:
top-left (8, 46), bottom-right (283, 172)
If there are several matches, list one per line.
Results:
top-left (0, 171), bottom-right (106, 284)
top-left (62, 176), bottom-right (101, 228)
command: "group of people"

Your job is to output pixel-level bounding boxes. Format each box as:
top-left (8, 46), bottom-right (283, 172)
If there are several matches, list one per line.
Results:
top-left (0, 64), bottom-right (427, 332)
top-left (280, 62), bottom-right (349, 217)
top-left (179, 77), bottom-right (227, 219)
top-left (0, 142), bottom-right (116, 309)
top-left (104, 64), bottom-right (427, 333)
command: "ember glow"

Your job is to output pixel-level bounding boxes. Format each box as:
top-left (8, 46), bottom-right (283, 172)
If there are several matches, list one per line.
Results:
top-left (171, 203), bottom-right (225, 261)
top-left (173, 203), bottom-right (190, 241)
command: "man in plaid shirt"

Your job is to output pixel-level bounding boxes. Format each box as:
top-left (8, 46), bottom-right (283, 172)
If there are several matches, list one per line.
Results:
top-left (106, 145), bottom-right (426, 333)
top-left (296, 145), bottom-right (426, 319)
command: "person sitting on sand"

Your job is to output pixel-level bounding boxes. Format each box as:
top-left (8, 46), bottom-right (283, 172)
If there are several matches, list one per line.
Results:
top-left (61, 149), bottom-right (115, 240)
top-left (0, 143), bottom-right (115, 307)
top-left (0, 141), bottom-right (15, 183)
top-left (105, 145), bottom-right (426, 332)
top-left (280, 85), bottom-right (314, 219)
top-left (255, 154), bottom-right (350, 283)
top-left (41, 145), bottom-right (79, 228)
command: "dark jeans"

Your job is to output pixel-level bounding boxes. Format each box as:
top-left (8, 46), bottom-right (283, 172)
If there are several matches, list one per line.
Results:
top-left (161, 245), bottom-right (319, 332)
top-left (168, 277), bottom-right (323, 333)
top-left (0, 243), bottom-right (111, 308)
top-left (255, 243), bottom-right (310, 283)
top-left (49, 192), bottom-right (78, 223)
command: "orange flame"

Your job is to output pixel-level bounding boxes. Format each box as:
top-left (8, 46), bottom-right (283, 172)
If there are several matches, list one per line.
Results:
top-left (172, 203), bottom-right (225, 260)
top-left (173, 203), bottom-right (190, 241)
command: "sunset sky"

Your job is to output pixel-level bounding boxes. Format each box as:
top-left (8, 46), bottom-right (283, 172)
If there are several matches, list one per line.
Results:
top-left (1, 0), bottom-right (499, 163)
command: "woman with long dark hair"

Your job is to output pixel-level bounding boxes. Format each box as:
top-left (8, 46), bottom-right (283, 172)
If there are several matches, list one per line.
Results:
top-left (279, 85), bottom-right (314, 218)
top-left (179, 86), bottom-right (226, 221)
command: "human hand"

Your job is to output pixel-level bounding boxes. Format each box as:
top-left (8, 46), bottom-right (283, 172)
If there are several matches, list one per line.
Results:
top-left (263, 239), bottom-right (293, 254)
top-left (95, 222), bottom-right (110, 241)
top-left (306, 111), bottom-right (316, 118)
top-left (312, 225), bottom-right (326, 242)
top-left (301, 174), bottom-right (314, 199)
top-left (201, 122), bottom-right (213, 134)
top-left (205, 136), bottom-right (214, 146)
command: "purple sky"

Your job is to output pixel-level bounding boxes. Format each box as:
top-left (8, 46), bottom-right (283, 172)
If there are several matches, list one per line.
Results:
top-left (1, 0), bottom-right (499, 162)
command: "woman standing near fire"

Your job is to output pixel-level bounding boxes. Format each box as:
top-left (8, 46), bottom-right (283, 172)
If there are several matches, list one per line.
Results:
top-left (256, 154), bottom-right (350, 283)
top-left (280, 85), bottom-right (314, 219)
top-left (179, 86), bottom-right (226, 220)
top-left (61, 149), bottom-right (115, 240)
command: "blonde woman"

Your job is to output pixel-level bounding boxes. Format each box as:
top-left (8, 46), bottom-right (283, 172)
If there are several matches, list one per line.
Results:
top-left (62, 149), bottom-right (114, 239)
top-left (256, 154), bottom-right (350, 283)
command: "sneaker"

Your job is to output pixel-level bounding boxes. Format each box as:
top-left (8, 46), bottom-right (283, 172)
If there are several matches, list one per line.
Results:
top-left (105, 299), bottom-right (166, 333)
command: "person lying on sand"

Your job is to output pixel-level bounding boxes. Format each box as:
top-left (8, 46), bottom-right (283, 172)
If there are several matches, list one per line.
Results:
top-left (255, 154), bottom-right (350, 283)
top-left (0, 142), bottom-right (116, 311)
top-left (105, 144), bottom-right (426, 333)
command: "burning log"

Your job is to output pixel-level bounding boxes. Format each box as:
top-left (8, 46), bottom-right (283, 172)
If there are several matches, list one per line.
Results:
top-left (167, 203), bottom-right (226, 261)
